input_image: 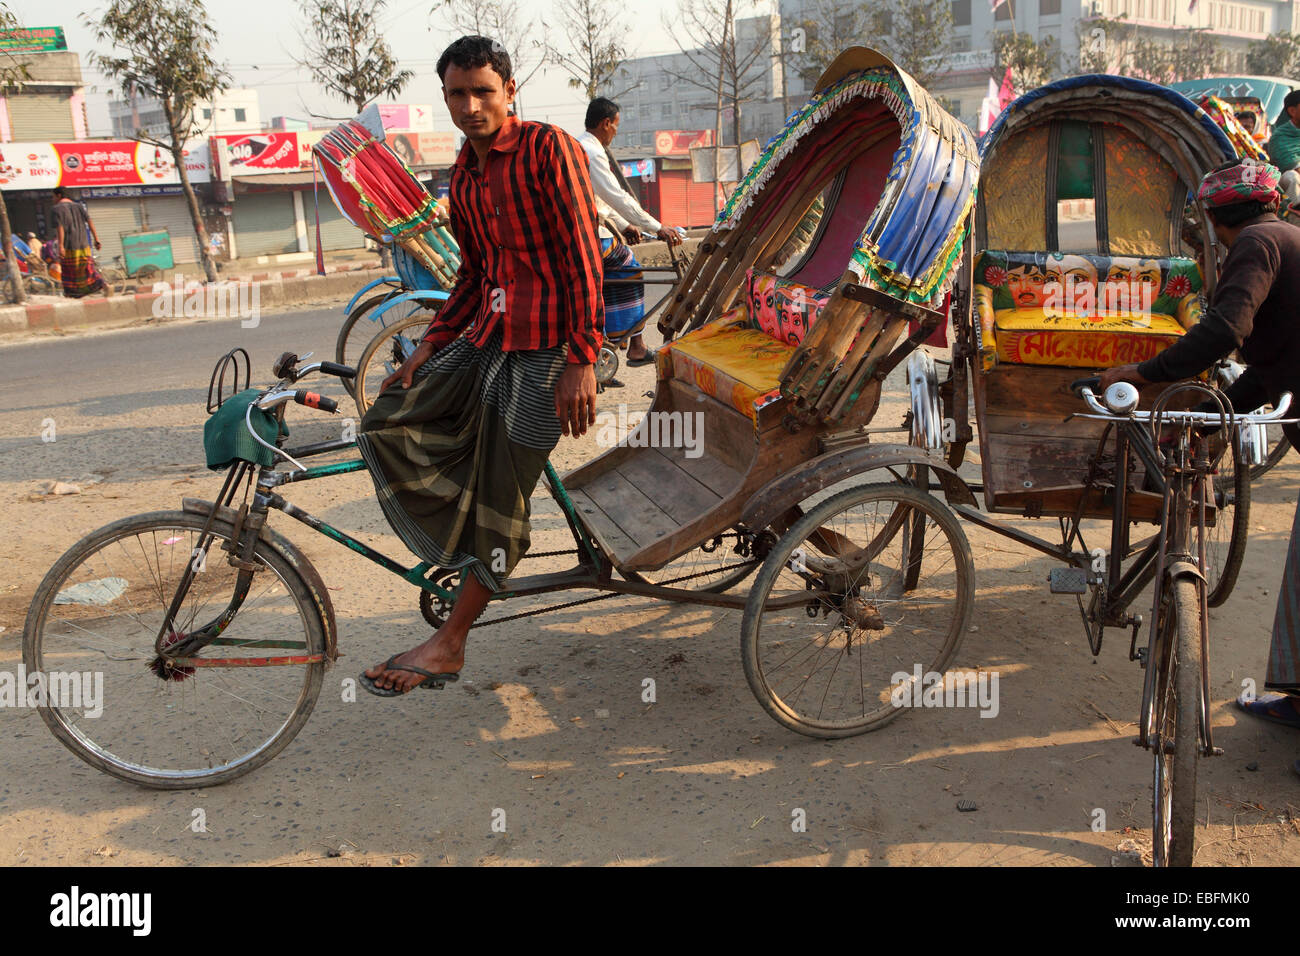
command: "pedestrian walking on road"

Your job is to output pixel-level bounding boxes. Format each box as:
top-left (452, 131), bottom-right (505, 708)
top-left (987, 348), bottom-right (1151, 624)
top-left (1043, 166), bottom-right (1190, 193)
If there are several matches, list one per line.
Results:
top-left (50, 187), bottom-right (106, 298)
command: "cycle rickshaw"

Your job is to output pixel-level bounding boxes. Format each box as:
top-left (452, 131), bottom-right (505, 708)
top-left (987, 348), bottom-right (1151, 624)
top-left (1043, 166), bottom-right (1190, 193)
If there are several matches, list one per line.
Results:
top-left (24, 46), bottom-right (981, 787)
top-left (911, 74), bottom-right (1293, 865)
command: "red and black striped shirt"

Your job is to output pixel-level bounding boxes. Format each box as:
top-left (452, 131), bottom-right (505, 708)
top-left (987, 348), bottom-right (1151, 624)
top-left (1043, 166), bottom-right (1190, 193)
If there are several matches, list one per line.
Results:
top-left (422, 115), bottom-right (604, 364)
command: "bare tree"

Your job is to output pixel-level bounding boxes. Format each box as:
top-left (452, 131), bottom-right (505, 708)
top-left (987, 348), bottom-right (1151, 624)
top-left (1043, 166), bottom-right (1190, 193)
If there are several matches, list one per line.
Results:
top-left (663, 0), bottom-right (775, 149)
top-left (1127, 29), bottom-right (1224, 85)
top-left (296, 0), bottom-right (414, 113)
top-left (1247, 32), bottom-right (1300, 76)
top-left (1072, 14), bottom-right (1138, 74)
top-left (991, 30), bottom-right (1060, 92)
top-left (0, 5), bottom-right (31, 303)
top-left (789, 0), bottom-right (866, 85)
top-left (434, 0), bottom-right (548, 113)
top-left (550, 0), bottom-right (632, 101)
top-left (867, 0), bottom-right (954, 88)
top-left (86, 0), bottom-right (231, 283)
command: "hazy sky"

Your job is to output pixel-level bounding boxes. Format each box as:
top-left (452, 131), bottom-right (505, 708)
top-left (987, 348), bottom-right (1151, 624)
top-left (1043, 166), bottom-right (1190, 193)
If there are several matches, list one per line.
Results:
top-left (21, 0), bottom-right (748, 141)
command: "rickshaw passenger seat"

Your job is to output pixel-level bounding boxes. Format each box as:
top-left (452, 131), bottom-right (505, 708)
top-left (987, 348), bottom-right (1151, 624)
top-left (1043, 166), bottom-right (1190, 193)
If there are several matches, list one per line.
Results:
top-left (657, 267), bottom-right (834, 423)
top-left (973, 250), bottom-right (1204, 371)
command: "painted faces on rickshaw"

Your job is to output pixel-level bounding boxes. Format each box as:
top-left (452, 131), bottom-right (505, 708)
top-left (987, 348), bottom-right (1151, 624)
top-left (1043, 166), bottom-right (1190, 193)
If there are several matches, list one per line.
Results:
top-left (1044, 254), bottom-right (1099, 316)
top-left (1006, 259), bottom-right (1049, 309)
top-left (1101, 258), bottom-right (1161, 314)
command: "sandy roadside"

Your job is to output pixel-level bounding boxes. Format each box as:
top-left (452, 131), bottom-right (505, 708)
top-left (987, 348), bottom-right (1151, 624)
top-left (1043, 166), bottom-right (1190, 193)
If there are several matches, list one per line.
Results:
top-left (0, 310), bottom-right (1296, 867)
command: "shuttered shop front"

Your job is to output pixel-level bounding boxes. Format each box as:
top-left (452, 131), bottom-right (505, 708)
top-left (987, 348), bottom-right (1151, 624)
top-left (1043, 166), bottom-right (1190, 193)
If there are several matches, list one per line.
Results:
top-left (306, 193), bottom-right (364, 252)
top-left (9, 93), bottom-right (75, 139)
top-left (655, 167), bottom-right (715, 228)
top-left (141, 195), bottom-right (201, 264)
top-left (84, 198), bottom-right (144, 263)
top-left (232, 192), bottom-right (298, 258)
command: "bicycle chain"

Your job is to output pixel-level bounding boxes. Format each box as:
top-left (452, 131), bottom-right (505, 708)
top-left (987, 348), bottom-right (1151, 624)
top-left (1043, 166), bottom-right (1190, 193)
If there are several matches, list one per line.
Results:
top-left (469, 559), bottom-right (759, 629)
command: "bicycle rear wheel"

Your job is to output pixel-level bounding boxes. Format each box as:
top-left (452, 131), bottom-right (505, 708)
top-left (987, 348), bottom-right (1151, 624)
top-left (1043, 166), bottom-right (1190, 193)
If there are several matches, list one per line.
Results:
top-left (24, 511), bottom-right (327, 789)
top-left (1151, 576), bottom-right (1202, 867)
top-left (741, 483), bottom-right (975, 738)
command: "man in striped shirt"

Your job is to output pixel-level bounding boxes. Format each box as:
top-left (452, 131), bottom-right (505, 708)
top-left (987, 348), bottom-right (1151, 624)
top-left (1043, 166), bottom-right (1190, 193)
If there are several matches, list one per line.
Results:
top-left (359, 35), bottom-right (604, 696)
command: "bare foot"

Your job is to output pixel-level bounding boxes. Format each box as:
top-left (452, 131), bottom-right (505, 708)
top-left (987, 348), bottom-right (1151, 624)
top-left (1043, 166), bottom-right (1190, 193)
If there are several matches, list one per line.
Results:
top-left (365, 632), bottom-right (465, 694)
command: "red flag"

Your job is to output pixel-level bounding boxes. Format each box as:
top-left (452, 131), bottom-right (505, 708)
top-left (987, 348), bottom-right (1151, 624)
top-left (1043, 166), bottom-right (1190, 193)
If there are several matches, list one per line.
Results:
top-left (998, 68), bottom-right (1016, 109)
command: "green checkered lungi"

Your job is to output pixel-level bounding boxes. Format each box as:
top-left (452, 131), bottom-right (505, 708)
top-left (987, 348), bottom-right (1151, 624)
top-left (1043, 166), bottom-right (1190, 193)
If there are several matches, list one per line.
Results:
top-left (356, 331), bottom-right (567, 591)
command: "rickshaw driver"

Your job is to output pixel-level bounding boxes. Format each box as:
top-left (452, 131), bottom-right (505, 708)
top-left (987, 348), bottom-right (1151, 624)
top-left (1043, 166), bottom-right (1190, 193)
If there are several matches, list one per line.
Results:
top-left (357, 35), bottom-right (605, 696)
top-left (1101, 157), bottom-right (1300, 739)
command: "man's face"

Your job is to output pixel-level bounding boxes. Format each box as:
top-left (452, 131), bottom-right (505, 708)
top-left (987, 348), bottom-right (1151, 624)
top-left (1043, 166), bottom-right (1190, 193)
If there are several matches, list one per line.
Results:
top-left (1006, 262), bottom-right (1048, 309)
top-left (442, 63), bottom-right (516, 143)
top-left (595, 113), bottom-right (620, 147)
top-left (1238, 112), bottom-right (1257, 134)
top-left (1287, 102), bottom-right (1300, 125)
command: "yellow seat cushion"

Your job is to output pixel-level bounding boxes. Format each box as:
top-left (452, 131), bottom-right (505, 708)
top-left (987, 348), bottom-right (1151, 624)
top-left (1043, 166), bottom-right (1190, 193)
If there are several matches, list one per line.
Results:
top-left (666, 325), bottom-right (792, 422)
top-left (992, 307), bottom-right (1187, 367)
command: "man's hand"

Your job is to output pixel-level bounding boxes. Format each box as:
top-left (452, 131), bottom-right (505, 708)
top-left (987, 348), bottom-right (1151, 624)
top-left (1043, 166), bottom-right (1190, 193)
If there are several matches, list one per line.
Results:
top-left (555, 363), bottom-right (597, 437)
top-left (1098, 363), bottom-right (1149, 391)
top-left (657, 226), bottom-right (683, 247)
top-left (380, 339), bottom-right (435, 393)
top-left (622, 226), bottom-right (641, 245)
top-left (93, 240), bottom-right (101, 251)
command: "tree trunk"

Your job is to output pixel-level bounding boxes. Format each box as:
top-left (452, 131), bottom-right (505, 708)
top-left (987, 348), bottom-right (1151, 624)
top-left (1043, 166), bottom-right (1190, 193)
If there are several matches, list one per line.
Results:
top-left (163, 101), bottom-right (216, 283)
top-left (0, 190), bottom-right (25, 303)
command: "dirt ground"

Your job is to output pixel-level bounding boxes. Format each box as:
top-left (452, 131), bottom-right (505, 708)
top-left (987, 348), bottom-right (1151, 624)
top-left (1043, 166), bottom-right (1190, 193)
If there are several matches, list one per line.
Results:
top-left (0, 305), bottom-right (1297, 867)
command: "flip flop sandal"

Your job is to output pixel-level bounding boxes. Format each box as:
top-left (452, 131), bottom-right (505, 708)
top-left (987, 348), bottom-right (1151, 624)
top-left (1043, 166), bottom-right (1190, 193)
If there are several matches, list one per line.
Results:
top-left (360, 654), bottom-right (461, 698)
top-left (1236, 691), bottom-right (1300, 729)
top-left (626, 353), bottom-right (656, 367)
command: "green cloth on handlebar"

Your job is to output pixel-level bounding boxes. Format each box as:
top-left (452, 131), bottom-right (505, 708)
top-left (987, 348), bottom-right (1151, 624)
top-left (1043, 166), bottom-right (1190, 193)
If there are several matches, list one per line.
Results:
top-left (203, 388), bottom-right (290, 470)
top-left (1268, 120), bottom-right (1300, 173)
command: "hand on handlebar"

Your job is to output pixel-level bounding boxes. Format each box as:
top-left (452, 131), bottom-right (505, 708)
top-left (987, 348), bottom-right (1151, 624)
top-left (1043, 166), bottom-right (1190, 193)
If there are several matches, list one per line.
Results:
top-left (657, 226), bottom-right (684, 247)
top-left (380, 339), bottom-right (435, 393)
top-left (622, 227), bottom-right (642, 245)
top-left (1098, 363), bottom-right (1149, 392)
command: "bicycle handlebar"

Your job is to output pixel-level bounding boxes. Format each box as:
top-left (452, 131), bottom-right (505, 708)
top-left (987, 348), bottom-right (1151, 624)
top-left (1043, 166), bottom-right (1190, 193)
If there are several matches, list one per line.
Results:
top-left (1075, 385), bottom-right (1295, 425)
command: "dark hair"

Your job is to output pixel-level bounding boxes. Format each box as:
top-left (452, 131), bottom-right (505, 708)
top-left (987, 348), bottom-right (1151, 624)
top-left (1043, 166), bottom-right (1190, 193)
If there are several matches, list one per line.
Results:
top-left (585, 97), bottom-right (620, 130)
top-left (1208, 196), bottom-right (1280, 227)
top-left (52, 186), bottom-right (65, 198)
top-left (1286, 89), bottom-right (1300, 110)
top-left (437, 36), bottom-right (512, 83)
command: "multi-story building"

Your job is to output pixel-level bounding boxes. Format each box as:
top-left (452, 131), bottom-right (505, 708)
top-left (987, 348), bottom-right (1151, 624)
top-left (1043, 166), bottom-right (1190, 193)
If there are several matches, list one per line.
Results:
top-left (604, 13), bottom-right (789, 151)
top-left (109, 89), bottom-right (262, 139)
top-left (778, 0), bottom-right (1298, 132)
top-left (1, 49), bottom-right (87, 141)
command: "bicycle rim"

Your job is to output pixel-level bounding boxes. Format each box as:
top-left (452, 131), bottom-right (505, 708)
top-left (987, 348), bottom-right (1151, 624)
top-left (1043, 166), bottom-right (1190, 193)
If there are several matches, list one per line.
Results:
top-left (24, 512), bottom-right (325, 788)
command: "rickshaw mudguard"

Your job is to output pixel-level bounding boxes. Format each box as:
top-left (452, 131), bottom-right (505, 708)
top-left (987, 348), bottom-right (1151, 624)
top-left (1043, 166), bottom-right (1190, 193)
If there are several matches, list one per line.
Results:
top-left (345, 277), bottom-right (401, 316)
top-left (740, 442), bottom-right (976, 532)
top-left (370, 289), bottom-right (450, 324)
top-left (181, 497), bottom-right (339, 663)
top-left (1165, 560), bottom-right (1207, 585)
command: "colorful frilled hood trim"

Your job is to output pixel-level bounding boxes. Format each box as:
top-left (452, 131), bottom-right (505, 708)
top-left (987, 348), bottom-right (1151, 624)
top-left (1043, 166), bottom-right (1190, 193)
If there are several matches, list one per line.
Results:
top-left (711, 55), bottom-right (979, 305)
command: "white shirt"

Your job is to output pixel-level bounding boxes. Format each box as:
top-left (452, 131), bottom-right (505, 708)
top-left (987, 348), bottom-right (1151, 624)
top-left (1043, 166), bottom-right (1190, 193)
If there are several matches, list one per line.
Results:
top-left (578, 129), bottom-right (661, 237)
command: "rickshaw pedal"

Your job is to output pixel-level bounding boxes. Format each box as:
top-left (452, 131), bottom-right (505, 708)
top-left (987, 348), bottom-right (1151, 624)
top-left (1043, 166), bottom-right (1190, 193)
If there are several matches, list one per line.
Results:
top-left (1048, 568), bottom-right (1088, 594)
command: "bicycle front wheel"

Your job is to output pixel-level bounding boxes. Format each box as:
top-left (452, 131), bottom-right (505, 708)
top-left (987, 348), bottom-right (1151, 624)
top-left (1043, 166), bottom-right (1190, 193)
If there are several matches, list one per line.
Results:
top-left (1206, 432), bottom-right (1249, 607)
top-left (1151, 576), bottom-right (1202, 867)
top-left (24, 511), bottom-right (327, 789)
top-left (353, 312), bottom-right (436, 416)
top-left (334, 290), bottom-right (425, 391)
